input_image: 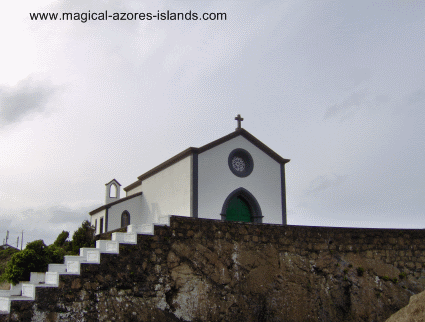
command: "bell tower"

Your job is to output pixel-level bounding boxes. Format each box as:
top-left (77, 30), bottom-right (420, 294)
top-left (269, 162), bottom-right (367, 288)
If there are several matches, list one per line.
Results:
top-left (105, 179), bottom-right (121, 204)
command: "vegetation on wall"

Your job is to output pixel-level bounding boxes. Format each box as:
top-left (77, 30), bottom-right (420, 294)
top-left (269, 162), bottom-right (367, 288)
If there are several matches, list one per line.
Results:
top-left (0, 247), bottom-right (20, 281)
top-left (0, 220), bottom-right (95, 285)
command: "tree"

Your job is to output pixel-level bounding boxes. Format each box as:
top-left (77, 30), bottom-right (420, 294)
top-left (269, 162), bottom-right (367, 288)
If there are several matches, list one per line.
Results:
top-left (70, 220), bottom-right (95, 254)
top-left (1, 240), bottom-right (49, 285)
top-left (53, 230), bottom-right (69, 247)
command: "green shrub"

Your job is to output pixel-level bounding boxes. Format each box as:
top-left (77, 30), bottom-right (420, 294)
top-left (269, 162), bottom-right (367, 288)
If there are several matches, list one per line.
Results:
top-left (2, 240), bottom-right (48, 285)
top-left (343, 268), bottom-right (348, 274)
top-left (0, 248), bottom-right (19, 260)
top-left (382, 276), bottom-right (390, 281)
top-left (399, 272), bottom-right (407, 279)
top-left (392, 278), bottom-right (398, 283)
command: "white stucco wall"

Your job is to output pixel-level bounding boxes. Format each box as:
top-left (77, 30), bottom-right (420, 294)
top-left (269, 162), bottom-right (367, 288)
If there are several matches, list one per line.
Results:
top-left (91, 209), bottom-right (106, 235)
top-left (197, 136), bottom-right (283, 224)
top-left (138, 155), bottom-right (192, 224)
top-left (126, 183), bottom-right (142, 197)
top-left (107, 195), bottom-right (143, 231)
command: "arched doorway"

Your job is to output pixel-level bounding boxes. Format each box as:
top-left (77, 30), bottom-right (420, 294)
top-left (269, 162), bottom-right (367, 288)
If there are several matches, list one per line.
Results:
top-left (121, 211), bottom-right (130, 227)
top-left (221, 187), bottom-right (263, 223)
top-left (226, 196), bottom-right (252, 222)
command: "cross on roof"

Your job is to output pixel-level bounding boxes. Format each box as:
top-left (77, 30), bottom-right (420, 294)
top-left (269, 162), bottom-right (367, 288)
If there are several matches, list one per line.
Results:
top-left (235, 114), bottom-right (244, 130)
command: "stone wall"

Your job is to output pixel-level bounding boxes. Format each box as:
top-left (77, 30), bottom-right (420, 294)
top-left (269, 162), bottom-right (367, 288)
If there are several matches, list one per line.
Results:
top-left (2, 216), bottom-right (425, 321)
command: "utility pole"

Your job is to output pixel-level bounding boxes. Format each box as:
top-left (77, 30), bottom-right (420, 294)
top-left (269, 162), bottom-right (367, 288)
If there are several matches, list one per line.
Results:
top-left (17, 236), bottom-right (19, 248)
top-left (21, 231), bottom-right (24, 250)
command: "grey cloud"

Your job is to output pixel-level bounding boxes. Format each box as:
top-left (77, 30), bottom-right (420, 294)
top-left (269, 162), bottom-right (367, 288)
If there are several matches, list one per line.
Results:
top-left (349, 68), bottom-right (371, 87)
top-left (406, 89), bottom-right (425, 106)
top-left (324, 90), bottom-right (368, 120)
top-left (375, 94), bottom-right (389, 104)
top-left (0, 77), bottom-right (57, 125)
top-left (0, 204), bottom-right (98, 245)
top-left (45, 205), bottom-right (94, 224)
top-left (304, 174), bottom-right (347, 196)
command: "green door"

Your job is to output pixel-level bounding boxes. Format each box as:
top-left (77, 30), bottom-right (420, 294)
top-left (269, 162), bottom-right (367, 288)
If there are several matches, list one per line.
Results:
top-left (226, 196), bottom-right (252, 222)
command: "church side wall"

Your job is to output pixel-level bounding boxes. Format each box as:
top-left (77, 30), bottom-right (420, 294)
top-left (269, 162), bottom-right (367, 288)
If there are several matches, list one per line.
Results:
top-left (198, 136), bottom-right (282, 224)
top-left (126, 183), bottom-right (142, 196)
top-left (91, 210), bottom-right (106, 235)
top-left (107, 196), bottom-right (144, 231)
top-left (139, 155), bottom-right (192, 224)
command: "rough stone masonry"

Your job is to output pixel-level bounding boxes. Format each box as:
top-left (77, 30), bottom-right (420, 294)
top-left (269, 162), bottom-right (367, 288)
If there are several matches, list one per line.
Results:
top-left (1, 216), bottom-right (425, 321)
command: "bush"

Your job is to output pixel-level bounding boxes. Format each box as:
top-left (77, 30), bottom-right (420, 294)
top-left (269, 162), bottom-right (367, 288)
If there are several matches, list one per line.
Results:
top-left (399, 272), bottom-right (407, 279)
top-left (2, 242), bottom-right (47, 285)
top-left (0, 247), bottom-right (19, 261)
top-left (357, 267), bottom-right (365, 276)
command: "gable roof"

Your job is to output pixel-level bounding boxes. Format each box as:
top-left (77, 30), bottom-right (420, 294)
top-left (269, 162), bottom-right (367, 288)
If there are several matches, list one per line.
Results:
top-left (124, 128), bottom-right (290, 192)
top-left (89, 192), bottom-right (143, 215)
top-left (105, 179), bottom-right (121, 186)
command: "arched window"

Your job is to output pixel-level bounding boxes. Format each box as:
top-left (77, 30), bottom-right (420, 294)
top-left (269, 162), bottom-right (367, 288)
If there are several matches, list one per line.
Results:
top-left (121, 211), bottom-right (130, 227)
top-left (109, 184), bottom-right (117, 198)
top-left (100, 217), bottom-right (104, 234)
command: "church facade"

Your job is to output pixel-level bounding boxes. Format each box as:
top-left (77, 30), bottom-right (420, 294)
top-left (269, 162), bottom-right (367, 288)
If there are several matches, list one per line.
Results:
top-left (90, 118), bottom-right (290, 235)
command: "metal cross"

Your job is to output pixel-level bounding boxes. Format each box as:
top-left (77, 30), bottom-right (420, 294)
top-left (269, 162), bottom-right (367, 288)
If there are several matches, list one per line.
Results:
top-left (235, 114), bottom-right (244, 130)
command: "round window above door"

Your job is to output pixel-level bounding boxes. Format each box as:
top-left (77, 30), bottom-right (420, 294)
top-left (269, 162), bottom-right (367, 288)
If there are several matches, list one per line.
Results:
top-left (228, 148), bottom-right (254, 177)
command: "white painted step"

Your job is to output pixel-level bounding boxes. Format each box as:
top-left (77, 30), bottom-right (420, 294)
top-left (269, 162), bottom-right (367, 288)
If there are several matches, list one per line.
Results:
top-left (158, 215), bottom-right (170, 225)
top-left (0, 297), bottom-right (11, 314)
top-left (96, 240), bottom-right (119, 254)
top-left (0, 292), bottom-right (36, 314)
top-left (0, 283), bottom-right (23, 297)
top-left (65, 260), bottom-right (81, 274)
top-left (127, 224), bottom-right (154, 235)
top-left (48, 263), bottom-right (67, 273)
top-left (29, 272), bottom-right (59, 287)
top-left (80, 248), bottom-right (101, 264)
top-left (64, 255), bottom-right (86, 264)
top-left (45, 272), bottom-right (59, 287)
top-left (30, 272), bottom-right (45, 284)
top-left (112, 232), bottom-right (137, 244)
top-left (47, 263), bottom-right (79, 275)
top-left (21, 284), bottom-right (35, 299)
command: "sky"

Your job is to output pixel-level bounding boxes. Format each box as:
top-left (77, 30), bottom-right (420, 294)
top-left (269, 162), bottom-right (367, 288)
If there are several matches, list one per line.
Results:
top-left (1, 0), bottom-right (424, 246)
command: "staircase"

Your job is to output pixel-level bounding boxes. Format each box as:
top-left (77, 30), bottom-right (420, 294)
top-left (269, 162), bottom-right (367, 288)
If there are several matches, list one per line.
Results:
top-left (0, 216), bottom-right (170, 315)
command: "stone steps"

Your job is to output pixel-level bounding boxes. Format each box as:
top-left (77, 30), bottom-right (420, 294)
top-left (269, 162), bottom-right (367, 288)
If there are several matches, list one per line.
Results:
top-left (0, 221), bottom-right (167, 315)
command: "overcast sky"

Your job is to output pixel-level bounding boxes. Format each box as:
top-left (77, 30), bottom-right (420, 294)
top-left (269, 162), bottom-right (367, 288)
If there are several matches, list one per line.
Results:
top-left (1, 0), bottom-right (424, 246)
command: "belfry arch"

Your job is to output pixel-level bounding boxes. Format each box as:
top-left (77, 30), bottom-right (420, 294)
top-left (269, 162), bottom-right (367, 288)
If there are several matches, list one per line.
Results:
top-left (220, 187), bottom-right (263, 223)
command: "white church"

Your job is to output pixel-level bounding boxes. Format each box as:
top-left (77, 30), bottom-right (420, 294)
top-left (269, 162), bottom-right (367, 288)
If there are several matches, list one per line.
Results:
top-left (90, 115), bottom-right (290, 235)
